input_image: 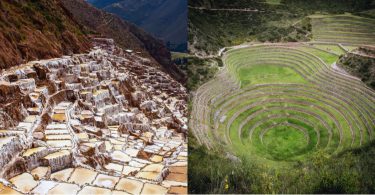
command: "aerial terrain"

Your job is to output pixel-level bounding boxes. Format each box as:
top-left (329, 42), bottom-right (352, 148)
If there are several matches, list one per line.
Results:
top-left (189, 0), bottom-right (375, 193)
top-left (0, 0), bottom-right (187, 194)
top-left (87, 0), bottom-right (188, 52)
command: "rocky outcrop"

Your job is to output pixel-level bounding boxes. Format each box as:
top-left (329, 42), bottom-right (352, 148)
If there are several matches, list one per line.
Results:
top-left (0, 82), bottom-right (22, 104)
top-left (1, 157), bottom-right (28, 180)
top-left (0, 82), bottom-right (36, 128)
top-left (338, 46), bottom-right (375, 89)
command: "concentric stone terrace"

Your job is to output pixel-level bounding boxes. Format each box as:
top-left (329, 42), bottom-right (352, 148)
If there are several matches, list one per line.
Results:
top-left (191, 43), bottom-right (375, 163)
top-left (310, 14), bottom-right (375, 45)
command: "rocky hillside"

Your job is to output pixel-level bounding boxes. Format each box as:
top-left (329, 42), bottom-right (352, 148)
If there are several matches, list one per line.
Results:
top-left (62, 0), bottom-right (186, 82)
top-left (338, 46), bottom-right (375, 89)
top-left (88, 0), bottom-right (188, 52)
top-left (0, 0), bottom-right (91, 69)
top-left (0, 0), bottom-right (185, 82)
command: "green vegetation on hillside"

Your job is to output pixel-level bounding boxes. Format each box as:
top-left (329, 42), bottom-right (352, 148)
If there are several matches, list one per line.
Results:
top-left (175, 55), bottom-right (221, 90)
top-left (189, 0), bottom-right (375, 54)
top-left (189, 8), bottom-right (308, 54)
top-left (266, 0), bottom-right (281, 5)
top-left (189, 133), bottom-right (375, 193)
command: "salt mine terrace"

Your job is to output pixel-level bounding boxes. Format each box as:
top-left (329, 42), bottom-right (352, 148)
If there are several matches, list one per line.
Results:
top-left (0, 38), bottom-right (188, 194)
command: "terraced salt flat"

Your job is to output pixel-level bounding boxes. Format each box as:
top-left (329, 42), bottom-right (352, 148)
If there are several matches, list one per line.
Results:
top-left (310, 14), bottom-right (375, 45)
top-left (191, 43), bottom-right (375, 165)
top-left (0, 39), bottom-right (188, 194)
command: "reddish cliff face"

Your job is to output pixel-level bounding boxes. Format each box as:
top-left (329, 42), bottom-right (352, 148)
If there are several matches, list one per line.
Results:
top-left (0, 0), bottom-right (91, 70)
top-left (61, 0), bottom-right (186, 82)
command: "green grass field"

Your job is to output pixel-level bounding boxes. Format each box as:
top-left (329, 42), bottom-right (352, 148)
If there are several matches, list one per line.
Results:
top-left (238, 64), bottom-right (306, 86)
top-left (262, 125), bottom-right (309, 159)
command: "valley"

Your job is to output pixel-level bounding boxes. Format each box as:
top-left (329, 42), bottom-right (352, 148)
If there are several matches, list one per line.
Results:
top-left (87, 0), bottom-right (188, 52)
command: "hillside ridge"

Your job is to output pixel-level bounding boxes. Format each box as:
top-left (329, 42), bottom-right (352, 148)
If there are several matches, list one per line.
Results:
top-left (0, 0), bottom-right (91, 70)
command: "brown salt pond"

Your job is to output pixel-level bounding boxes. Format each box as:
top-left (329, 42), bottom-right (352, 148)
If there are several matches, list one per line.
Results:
top-left (68, 167), bottom-right (98, 186)
top-left (78, 186), bottom-right (111, 195)
top-left (141, 183), bottom-right (168, 194)
top-left (165, 172), bottom-right (187, 183)
top-left (169, 166), bottom-right (187, 175)
top-left (31, 166), bottom-right (51, 179)
top-left (142, 164), bottom-right (164, 172)
top-left (9, 173), bottom-right (39, 193)
top-left (136, 171), bottom-right (160, 181)
top-left (150, 155), bottom-right (163, 163)
top-left (168, 186), bottom-right (188, 194)
top-left (52, 113), bottom-right (66, 122)
top-left (50, 168), bottom-right (74, 182)
top-left (0, 186), bottom-right (23, 194)
top-left (115, 178), bottom-right (143, 194)
top-left (47, 183), bottom-right (80, 195)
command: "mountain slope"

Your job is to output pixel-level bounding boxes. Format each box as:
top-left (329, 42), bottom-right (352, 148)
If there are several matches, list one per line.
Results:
top-left (62, 0), bottom-right (185, 81)
top-left (88, 0), bottom-right (188, 52)
top-left (188, 0), bottom-right (375, 55)
top-left (0, 0), bottom-right (91, 69)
